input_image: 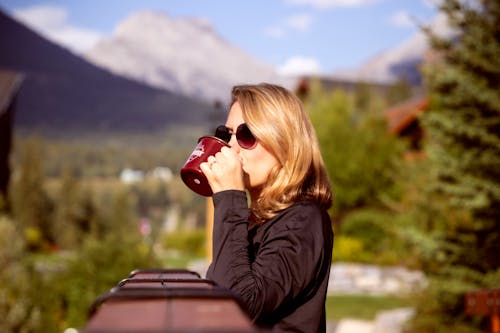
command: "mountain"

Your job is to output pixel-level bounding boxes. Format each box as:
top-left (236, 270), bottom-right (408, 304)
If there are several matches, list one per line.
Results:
top-left (0, 9), bottom-right (217, 135)
top-left (84, 11), bottom-right (291, 103)
top-left (333, 13), bottom-right (455, 85)
top-left (333, 32), bottom-right (428, 85)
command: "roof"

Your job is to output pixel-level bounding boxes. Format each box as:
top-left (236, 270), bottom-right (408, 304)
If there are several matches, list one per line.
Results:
top-left (0, 69), bottom-right (24, 114)
top-left (385, 95), bottom-right (429, 134)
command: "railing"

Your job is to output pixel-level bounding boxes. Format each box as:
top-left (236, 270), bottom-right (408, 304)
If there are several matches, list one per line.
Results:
top-left (84, 268), bottom-right (264, 332)
top-left (465, 288), bottom-right (500, 333)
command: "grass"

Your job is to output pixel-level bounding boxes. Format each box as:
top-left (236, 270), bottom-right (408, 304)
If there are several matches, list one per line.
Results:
top-left (156, 249), bottom-right (205, 269)
top-left (326, 294), bottom-right (414, 321)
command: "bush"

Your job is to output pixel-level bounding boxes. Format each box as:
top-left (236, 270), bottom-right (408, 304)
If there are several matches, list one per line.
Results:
top-left (0, 216), bottom-right (64, 332)
top-left (332, 235), bottom-right (365, 262)
top-left (341, 209), bottom-right (389, 246)
top-left (61, 233), bottom-right (159, 329)
top-left (162, 229), bottom-right (206, 257)
top-left (337, 209), bottom-right (417, 266)
top-left (0, 216), bottom-right (160, 332)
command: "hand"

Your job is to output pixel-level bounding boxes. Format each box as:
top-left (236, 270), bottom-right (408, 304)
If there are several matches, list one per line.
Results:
top-left (200, 146), bottom-right (245, 194)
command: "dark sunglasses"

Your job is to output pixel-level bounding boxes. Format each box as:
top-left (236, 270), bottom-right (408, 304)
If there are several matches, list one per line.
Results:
top-left (214, 123), bottom-right (257, 149)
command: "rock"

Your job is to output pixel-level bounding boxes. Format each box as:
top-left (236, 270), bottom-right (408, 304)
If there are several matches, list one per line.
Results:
top-left (334, 319), bottom-right (374, 333)
top-left (373, 307), bottom-right (415, 333)
top-left (329, 262), bottom-right (427, 295)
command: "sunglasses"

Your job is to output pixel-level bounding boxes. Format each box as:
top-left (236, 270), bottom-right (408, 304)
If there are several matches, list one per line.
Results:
top-left (214, 123), bottom-right (257, 149)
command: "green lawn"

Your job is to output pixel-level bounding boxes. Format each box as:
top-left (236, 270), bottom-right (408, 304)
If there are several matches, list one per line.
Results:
top-left (326, 295), bottom-right (414, 321)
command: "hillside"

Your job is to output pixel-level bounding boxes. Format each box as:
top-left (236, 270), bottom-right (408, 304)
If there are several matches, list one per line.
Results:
top-left (0, 9), bottom-right (218, 136)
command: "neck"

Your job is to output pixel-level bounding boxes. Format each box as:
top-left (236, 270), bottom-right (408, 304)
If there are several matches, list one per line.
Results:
top-left (249, 187), bottom-right (262, 207)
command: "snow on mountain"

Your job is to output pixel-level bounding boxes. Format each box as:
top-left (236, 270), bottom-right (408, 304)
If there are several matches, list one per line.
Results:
top-left (333, 13), bottom-right (455, 84)
top-left (85, 11), bottom-right (290, 103)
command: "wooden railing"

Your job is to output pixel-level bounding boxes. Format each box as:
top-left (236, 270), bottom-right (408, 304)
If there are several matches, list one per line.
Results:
top-left (84, 268), bottom-right (264, 332)
top-left (465, 288), bottom-right (500, 333)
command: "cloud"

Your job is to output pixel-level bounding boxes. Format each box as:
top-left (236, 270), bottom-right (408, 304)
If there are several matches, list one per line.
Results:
top-left (264, 25), bottom-right (287, 38)
top-left (286, 13), bottom-right (313, 31)
top-left (389, 10), bottom-right (415, 28)
top-left (285, 0), bottom-right (378, 9)
top-left (12, 4), bottom-right (102, 53)
top-left (265, 13), bottom-right (313, 39)
top-left (422, 0), bottom-right (442, 8)
top-left (277, 56), bottom-right (321, 76)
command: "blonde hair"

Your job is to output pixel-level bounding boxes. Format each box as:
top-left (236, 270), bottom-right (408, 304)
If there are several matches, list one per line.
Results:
top-left (231, 83), bottom-right (333, 223)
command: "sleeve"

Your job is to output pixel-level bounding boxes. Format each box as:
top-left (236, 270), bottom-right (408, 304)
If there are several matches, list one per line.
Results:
top-left (206, 190), bottom-right (327, 322)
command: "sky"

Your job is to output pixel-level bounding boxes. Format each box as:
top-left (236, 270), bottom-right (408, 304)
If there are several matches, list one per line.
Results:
top-left (0, 0), bottom-right (440, 76)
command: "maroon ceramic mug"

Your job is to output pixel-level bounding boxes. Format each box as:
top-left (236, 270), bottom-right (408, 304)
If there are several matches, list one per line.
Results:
top-left (180, 136), bottom-right (230, 196)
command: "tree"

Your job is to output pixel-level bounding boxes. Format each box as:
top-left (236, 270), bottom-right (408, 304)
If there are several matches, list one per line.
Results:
top-left (305, 81), bottom-right (405, 218)
top-left (10, 138), bottom-right (54, 250)
top-left (0, 216), bottom-right (65, 333)
top-left (52, 167), bottom-right (96, 249)
top-left (386, 76), bottom-right (414, 105)
top-left (412, 0), bottom-right (500, 331)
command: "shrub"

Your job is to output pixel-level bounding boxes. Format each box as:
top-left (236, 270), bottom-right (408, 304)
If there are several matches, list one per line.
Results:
top-left (162, 229), bottom-right (206, 257)
top-left (332, 235), bottom-right (365, 262)
top-left (338, 209), bottom-right (416, 266)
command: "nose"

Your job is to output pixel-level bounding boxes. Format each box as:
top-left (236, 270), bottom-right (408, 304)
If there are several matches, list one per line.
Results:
top-left (228, 134), bottom-right (240, 152)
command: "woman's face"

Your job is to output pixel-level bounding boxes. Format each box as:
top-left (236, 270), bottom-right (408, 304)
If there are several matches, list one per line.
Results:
top-left (226, 101), bottom-right (280, 197)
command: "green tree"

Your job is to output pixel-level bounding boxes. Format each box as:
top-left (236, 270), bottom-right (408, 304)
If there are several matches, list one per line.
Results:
top-left (0, 216), bottom-right (65, 333)
top-left (10, 138), bottom-right (54, 250)
top-left (61, 232), bottom-right (159, 328)
top-left (411, 0), bottom-right (500, 331)
top-left (386, 76), bottom-right (414, 105)
top-left (108, 188), bottom-right (137, 236)
top-left (52, 167), bottom-right (82, 249)
top-left (353, 81), bottom-right (373, 115)
top-left (306, 82), bottom-right (405, 218)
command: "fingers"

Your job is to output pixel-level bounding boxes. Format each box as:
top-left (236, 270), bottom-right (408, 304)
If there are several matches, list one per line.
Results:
top-left (200, 156), bottom-right (221, 187)
top-left (206, 147), bottom-right (239, 171)
top-left (207, 155), bottom-right (217, 167)
top-left (199, 161), bottom-right (212, 178)
top-left (199, 147), bottom-right (244, 193)
top-left (203, 155), bottom-right (223, 178)
top-left (218, 147), bottom-right (240, 167)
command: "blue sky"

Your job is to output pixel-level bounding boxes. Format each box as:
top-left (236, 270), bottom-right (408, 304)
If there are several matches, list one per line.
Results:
top-left (0, 0), bottom-right (439, 75)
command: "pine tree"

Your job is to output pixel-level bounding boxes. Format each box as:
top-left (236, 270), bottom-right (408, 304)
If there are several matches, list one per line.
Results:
top-left (414, 0), bottom-right (500, 331)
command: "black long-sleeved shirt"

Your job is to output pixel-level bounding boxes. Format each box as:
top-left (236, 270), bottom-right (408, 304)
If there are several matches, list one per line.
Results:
top-left (206, 190), bottom-right (334, 333)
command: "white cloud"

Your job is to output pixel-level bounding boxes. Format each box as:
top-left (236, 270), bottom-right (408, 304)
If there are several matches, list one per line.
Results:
top-left (285, 0), bottom-right (378, 9)
top-left (427, 11), bottom-right (455, 38)
top-left (13, 4), bottom-right (102, 53)
top-left (277, 56), bottom-right (321, 76)
top-left (422, 0), bottom-right (442, 8)
top-left (264, 25), bottom-right (287, 38)
top-left (286, 13), bottom-right (313, 31)
top-left (390, 10), bottom-right (415, 28)
top-left (265, 13), bottom-right (313, 39)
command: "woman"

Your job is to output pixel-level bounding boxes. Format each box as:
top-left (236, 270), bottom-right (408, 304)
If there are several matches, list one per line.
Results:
top-left (200, 83), bottom-right (334, 333)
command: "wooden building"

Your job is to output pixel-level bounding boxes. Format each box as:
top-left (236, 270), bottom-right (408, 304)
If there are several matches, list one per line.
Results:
top-left (0, 69), bottom-right (23, 207)
top-left (384, 95), bottom-right (429, 151)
